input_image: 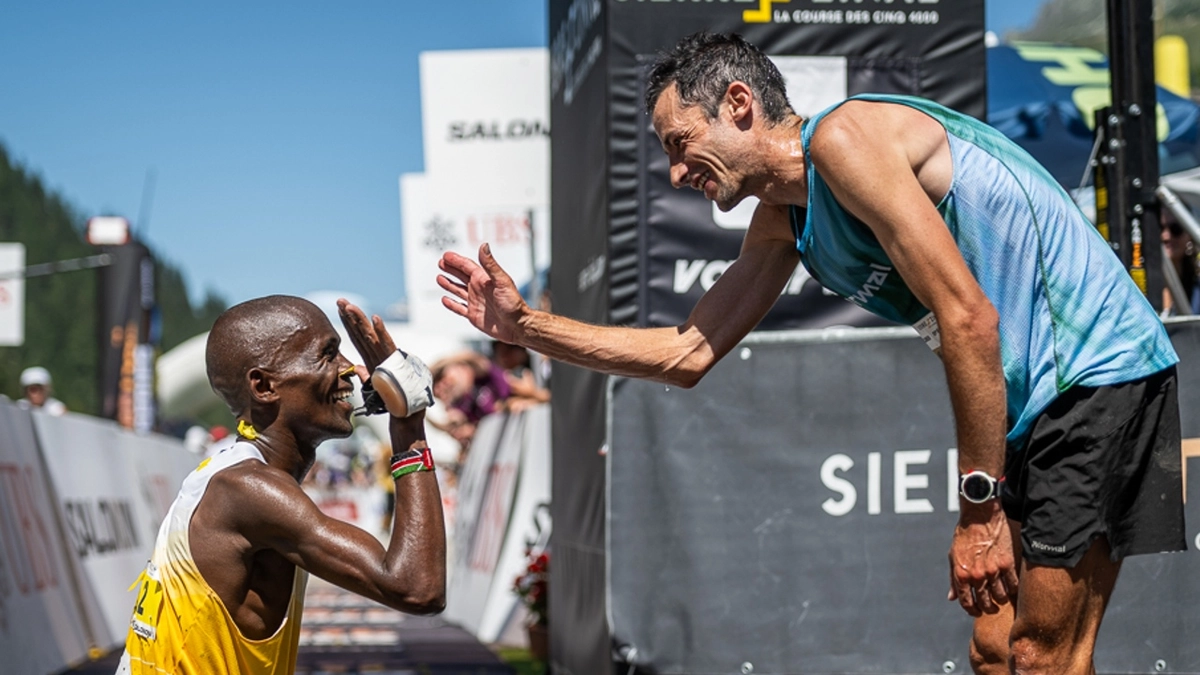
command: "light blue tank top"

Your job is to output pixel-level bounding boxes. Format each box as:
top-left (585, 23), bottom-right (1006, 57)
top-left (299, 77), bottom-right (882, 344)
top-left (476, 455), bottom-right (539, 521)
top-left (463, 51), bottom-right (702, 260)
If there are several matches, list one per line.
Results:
top-left (793, 94), bottom-right (1177, 449)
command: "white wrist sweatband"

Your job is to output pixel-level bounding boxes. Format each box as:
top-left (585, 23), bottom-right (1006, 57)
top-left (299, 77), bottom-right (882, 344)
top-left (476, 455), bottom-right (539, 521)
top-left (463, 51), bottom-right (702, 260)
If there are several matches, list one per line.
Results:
top-left (371, 350), bottom-right (434, 418)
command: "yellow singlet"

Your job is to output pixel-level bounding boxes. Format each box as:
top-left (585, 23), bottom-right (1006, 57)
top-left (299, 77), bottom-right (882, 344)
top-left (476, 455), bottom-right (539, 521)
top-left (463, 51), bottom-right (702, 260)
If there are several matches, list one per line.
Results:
top-left (117, 442), bottom-right (308, 675)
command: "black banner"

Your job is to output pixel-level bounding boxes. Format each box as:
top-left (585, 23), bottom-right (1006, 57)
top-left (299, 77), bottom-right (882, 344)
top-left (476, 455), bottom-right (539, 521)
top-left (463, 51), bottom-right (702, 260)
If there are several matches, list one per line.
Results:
top-left (549, 3), bottom-right (985, 672)
top-left (608, 0), bottom-right (985, 329)
top-left (608, 321), bottom-right (1200, 674)
top-left (549, 1), bottom-right (616, 673)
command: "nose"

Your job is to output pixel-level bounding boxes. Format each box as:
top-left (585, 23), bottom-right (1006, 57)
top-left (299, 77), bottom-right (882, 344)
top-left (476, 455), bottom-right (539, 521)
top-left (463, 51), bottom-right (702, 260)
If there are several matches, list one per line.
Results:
top-left (669, 159), bottom-right (688, 189)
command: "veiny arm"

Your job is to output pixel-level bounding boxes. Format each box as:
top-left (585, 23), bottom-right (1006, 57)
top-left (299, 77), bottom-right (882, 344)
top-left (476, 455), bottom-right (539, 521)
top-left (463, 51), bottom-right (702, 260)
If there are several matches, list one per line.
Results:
top-left (211, 446), bottom-right (445, 615)
top-left (437, 205), bottom-right (799, 388)
top-left (808, 100), bottom-right (1016, 616)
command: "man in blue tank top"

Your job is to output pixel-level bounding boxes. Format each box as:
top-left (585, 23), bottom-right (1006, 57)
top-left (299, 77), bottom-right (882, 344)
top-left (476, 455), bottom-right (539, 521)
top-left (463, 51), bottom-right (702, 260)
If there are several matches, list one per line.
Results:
top-left (437, 32), bottom-right (1184, 673)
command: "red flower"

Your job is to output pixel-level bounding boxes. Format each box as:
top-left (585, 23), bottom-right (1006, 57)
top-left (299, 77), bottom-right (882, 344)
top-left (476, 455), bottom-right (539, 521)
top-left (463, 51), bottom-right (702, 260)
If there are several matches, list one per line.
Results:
top-left (513, 548), bottom-right (549, 626)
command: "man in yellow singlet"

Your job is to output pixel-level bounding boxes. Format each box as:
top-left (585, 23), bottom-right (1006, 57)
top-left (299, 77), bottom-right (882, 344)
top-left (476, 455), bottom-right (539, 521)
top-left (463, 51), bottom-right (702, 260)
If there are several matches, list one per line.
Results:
top-left (117, 296), bottom-right (446, 674)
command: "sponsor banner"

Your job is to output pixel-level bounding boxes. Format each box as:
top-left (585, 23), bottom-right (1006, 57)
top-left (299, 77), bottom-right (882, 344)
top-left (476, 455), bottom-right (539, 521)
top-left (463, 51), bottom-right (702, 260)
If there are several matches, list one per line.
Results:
top-left (0, 243), bottom-right (24, 346)
top-left (400, 173), bottom-right (550, 338)
top-left (419, 49), bottom-right (549, 210)
top-left (444, 406), bottom-right (551, 643)
top-left (0, 403), bottom-right (96, 674)
top-left (477, 405), bottom-right (551, 642)
top-left (444, 413), bottom-right (523, 635)
top-left (31, 412), bottom-right (193, 645)
top-left (550, 2), bottom-right (982, 671)
top-left (604, 0), bottom-right (984, 116)
top-left (608, 321), bottom-right (1200, 674)
top-left (602, 0), bottom-right (983, 328)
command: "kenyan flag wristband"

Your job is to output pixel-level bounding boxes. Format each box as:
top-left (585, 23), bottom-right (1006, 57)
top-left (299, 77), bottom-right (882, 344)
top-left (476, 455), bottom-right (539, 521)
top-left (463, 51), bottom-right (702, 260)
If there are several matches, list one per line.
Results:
top-left (391, 446), bottom-right (435, 480)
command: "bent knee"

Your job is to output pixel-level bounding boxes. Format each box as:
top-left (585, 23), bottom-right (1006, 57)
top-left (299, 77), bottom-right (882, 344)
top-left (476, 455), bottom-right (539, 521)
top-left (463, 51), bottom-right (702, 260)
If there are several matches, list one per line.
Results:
top-left (970, 629), bottom-right (1009, 675)
top-left (1009, 635), bottom-right (1091, 675)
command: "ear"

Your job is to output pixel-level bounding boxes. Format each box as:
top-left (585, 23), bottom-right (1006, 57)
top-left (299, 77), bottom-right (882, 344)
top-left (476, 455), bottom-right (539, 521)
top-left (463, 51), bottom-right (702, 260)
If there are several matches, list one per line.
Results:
top-left (246, 367), bottom-right (281, 405)
top-left (725, 81), bottom-right (754, 124)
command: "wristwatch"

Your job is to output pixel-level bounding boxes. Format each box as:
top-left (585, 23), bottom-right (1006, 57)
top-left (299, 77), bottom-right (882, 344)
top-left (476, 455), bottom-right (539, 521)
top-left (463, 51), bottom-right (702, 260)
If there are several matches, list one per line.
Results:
top-left (958, 470), bottom-right (1002, 504)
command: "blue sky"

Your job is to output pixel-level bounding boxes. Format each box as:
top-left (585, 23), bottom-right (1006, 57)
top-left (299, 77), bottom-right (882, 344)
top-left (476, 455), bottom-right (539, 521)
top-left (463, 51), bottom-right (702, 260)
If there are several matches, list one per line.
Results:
top-left (0, 1), bottom-right (1043, 321)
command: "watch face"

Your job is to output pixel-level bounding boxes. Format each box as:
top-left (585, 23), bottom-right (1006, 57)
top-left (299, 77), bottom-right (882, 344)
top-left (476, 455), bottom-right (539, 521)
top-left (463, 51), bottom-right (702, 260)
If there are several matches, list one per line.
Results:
top-left (961, 473), bottom-right (995, 502)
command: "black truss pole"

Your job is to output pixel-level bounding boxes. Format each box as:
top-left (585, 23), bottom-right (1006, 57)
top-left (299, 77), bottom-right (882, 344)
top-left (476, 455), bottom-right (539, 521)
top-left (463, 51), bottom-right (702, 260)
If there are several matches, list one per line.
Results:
top-left (1104, 0), bottom-right (1163, 310)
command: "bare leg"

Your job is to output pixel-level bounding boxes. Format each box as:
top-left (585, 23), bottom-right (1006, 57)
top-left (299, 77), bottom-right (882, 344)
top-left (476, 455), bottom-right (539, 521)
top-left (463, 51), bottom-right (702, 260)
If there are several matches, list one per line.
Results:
top-left (1008, 536), bottom-right (1120, 675)
top-left (971, 526), bottom-right (1120, 675)
top-left (970, 519), bottom-right (1021, 675)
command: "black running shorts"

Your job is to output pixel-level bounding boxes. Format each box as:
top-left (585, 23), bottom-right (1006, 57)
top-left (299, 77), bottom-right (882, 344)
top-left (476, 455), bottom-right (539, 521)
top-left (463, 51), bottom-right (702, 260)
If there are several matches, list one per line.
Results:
top-left (1001, 366), bottom-right (1186, 567)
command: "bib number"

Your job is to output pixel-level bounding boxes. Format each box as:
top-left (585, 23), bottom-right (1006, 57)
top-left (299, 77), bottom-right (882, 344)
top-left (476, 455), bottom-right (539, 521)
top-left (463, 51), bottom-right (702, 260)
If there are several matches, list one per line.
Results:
top-left (913, 312), bottom-right (942, 356)
top-left (129, 562), bottom-right (164, 641)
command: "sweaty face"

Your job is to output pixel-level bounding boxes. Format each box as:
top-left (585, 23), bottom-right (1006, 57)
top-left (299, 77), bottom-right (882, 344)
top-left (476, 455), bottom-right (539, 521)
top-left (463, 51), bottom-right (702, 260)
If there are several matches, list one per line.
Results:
top-left (271, 308), bottom-right (356, 443)
top-left (651, 84), bottom-right (748, 212)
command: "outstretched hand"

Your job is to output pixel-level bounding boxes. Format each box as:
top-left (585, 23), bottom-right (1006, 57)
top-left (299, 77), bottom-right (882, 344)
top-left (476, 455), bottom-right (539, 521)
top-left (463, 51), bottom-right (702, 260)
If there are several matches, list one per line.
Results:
top-left (438, 244), bottom-right (529, 344)
top-left (947, 506), bottom-right (1019, 617)
top-left (337, 299), bottom-right (397, 375)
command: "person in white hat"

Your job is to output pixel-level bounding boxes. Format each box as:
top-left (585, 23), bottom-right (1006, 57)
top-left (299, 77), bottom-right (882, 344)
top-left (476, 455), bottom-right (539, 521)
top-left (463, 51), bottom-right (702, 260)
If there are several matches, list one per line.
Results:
top-left (18, 366), bottom-right (67, 416)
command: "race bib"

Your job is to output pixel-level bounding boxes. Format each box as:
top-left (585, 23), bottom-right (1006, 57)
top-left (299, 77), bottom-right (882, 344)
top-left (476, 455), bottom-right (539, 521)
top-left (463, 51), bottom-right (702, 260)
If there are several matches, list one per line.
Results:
top-left (129, 561), bottom-right (164, 641)
top-left (913, 312), bottom-right (942, 356)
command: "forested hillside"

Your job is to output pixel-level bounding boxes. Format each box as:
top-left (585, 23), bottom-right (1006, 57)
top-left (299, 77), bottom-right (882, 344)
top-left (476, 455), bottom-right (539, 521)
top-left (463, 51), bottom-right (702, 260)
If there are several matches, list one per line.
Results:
top-left (0, 143), bottom-right (225, 415)
top-left (1012, 0), bottom-right (1200, 92)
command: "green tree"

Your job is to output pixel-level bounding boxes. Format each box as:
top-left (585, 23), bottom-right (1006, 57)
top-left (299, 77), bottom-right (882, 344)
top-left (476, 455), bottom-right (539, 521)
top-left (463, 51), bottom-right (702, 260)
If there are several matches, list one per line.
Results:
top-left (0, 143), bottom-right (226, 419)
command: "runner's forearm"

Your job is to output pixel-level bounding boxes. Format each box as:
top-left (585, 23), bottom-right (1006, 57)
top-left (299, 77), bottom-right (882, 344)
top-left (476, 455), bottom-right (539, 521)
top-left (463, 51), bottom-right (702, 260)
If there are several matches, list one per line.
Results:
top-left (939, 308), bottom-right (1007, 514)
top-left (516, 308), bottom-right (714, 387)
top-left (382, 417), bottom-right (446, 613)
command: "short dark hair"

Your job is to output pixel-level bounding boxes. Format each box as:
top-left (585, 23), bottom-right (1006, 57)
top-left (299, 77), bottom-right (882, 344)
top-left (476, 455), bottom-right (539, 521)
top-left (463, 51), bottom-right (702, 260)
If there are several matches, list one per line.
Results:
top-left (644, 32), bottom-right (793, 125)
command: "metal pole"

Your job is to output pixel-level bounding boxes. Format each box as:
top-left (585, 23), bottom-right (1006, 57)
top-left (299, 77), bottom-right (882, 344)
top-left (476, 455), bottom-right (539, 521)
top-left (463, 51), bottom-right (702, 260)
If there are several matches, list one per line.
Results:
top-left (0, 253), bottom-right (112, 280)
top-left (1106, 0), bottom-right (1163, 309)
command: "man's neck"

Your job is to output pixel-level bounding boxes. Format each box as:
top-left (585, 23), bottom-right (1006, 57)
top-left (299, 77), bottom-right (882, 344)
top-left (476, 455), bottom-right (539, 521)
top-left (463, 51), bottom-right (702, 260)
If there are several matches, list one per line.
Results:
top-left (246, 434), bottom-right (316, 483)
top-left (749, 114), bottom-right (809, 207)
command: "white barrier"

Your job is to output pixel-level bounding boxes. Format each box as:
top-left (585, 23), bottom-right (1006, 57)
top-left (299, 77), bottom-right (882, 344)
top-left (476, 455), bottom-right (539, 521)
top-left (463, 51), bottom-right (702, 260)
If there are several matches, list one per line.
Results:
top-left (0, 395), bottom-right (547, 670)
top-left (444, 404), bottom-right (551, 643)
top-left (0, 402), bottom-right (198, 671)
top-left (0, 404), bottom-right (95, 674)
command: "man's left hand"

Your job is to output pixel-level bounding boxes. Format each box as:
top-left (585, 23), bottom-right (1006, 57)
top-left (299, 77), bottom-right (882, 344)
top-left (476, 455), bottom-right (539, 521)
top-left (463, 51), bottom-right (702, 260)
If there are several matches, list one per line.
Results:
top-left (947, 502), bottom-right (1019, 616)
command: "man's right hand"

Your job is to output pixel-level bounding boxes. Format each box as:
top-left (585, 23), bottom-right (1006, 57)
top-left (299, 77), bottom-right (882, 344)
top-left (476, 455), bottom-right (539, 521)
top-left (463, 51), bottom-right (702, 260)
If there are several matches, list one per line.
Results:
top-left (948, 502), bottom-right (1019, 617)
top-left (438, 244), bottom-right (528, 344)
top-left (337, 299), bottom-right (397, 374)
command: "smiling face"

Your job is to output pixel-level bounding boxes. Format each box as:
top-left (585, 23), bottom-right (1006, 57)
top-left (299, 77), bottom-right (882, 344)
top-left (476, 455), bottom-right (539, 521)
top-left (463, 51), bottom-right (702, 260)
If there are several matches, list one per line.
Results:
top-left (652, 83), bottom-right (751, 212)
top-left (265, 304), bottom-right (357, 445)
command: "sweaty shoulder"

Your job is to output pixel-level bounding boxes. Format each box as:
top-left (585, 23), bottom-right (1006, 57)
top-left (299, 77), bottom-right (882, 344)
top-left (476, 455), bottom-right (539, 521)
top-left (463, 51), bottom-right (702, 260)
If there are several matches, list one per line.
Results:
top-left (196, 459), bottom-right (313, 540)
top-left (808, 99), bottom-right (951, 200)
top-left (810, 100), bottom-right (946, 164)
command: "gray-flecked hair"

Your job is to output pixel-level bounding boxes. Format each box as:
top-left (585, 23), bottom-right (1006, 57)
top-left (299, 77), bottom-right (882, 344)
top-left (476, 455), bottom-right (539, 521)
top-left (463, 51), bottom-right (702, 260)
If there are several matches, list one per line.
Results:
top-left (644, 32), bottom-right (794, 125)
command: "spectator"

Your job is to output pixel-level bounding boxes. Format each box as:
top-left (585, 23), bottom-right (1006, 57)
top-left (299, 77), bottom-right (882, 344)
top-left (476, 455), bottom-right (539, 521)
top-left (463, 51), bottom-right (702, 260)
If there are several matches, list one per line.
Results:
top-left (17, 366), bottom-right (67, 416)
top-left (430, 350), bottom-right (511, 460)
top-left (1161, 208), bottom-right (1199, 316)
top-left (492, 341), bottom-right (550, 413)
